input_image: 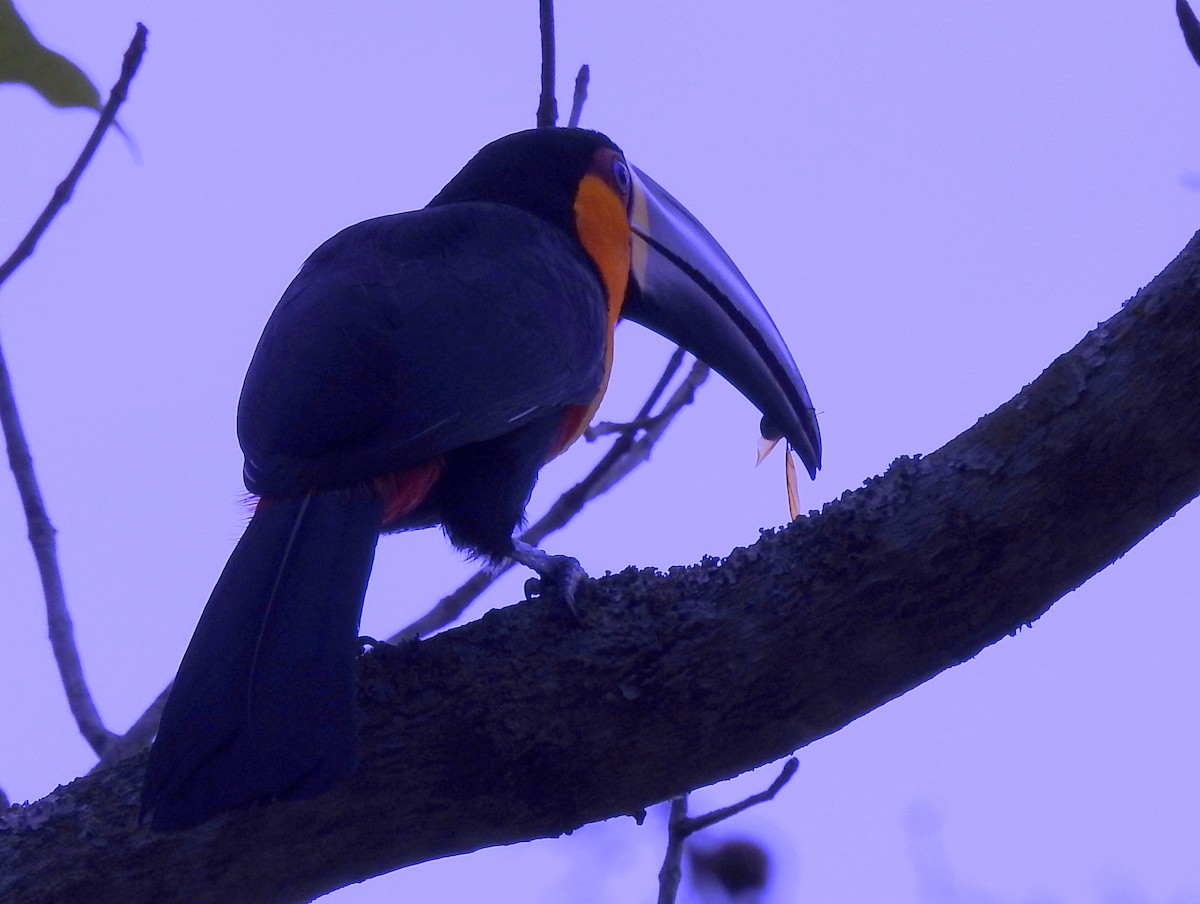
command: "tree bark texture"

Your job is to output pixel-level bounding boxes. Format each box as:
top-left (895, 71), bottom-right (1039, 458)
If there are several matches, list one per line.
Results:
top-left (2, 228), bottom-right (1199, 904)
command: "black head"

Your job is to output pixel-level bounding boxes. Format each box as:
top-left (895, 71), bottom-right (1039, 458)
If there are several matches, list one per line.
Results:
top-left (429, 128), bottom-right (822, 479)
top-left (428, 128), bottom-right (622, 236)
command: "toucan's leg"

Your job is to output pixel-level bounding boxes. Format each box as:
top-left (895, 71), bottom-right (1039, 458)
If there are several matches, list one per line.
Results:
top-left (434, 412), bottom-right (591, 616)
top-left (510, 538), bottom-right (588, 617)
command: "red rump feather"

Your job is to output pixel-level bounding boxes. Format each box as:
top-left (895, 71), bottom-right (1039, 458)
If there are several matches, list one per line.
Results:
top-left (374, 460), bottom-right (444, 526)
top-left (251, 459), bottom-right (444, 529)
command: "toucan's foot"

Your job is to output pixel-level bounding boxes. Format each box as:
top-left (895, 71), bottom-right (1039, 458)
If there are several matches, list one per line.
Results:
top-left (511, 539), bottom-right (587, 619)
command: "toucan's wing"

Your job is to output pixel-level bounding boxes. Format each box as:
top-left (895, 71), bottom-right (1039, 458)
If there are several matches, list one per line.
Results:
top-left (238, 203), bottom-right (609, 496)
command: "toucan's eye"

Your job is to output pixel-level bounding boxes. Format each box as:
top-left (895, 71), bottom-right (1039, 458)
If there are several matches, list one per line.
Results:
top-left (611, 158), bottom-right (632, 199)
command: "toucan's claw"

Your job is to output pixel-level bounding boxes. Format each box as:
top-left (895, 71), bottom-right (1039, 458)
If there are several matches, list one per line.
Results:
top-left (511, 539), bottom-right (587, 621)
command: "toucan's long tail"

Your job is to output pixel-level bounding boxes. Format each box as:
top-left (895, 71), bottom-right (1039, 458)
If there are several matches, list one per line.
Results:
top-left (141, 492), bottom-right (383, 830)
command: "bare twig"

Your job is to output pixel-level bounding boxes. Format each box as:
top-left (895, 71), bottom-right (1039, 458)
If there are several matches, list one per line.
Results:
top-left (658, 796), bottom-right (690, 904)
top-left (536, 0), bottom-right (557, 127)
top-left (682, 758), bottom-right (798, 835)
top-left (629, 346), bottom-right (688, 416)
top-left (582, 359), bottom-right (708, 500)
top-left (391, 349), bottom-right (703, 642)
top-left (583, 345), bottom-right (688, 443)
top-left (526, 357), bottom-right (706, 537)
top-left (388, 570), bottom-right (495, 645)
top-left (0, 24), bottom-right (148, 759)
top-left (0, 26), bottom-right (147, 290)
top-left (585, 414), bottom-right (662, 440)
top-left (567, 64), bottom-right (589, 128)
top-left (657, 759), bottom-right (798, 904)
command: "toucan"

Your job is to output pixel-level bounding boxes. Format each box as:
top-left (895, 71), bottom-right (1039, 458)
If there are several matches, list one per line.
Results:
top-left (141, 128), bottom-right (821, 830)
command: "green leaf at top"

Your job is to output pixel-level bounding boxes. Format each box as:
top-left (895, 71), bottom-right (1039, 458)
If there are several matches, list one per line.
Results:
top-left (0, 0), bottom-right (101, 110)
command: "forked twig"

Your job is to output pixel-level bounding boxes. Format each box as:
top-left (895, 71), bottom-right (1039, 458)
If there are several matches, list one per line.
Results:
top-left (585, 415), bottom-right (661, 440)
top-left (657, 758), bottom-right (798, 904)
top-left (0, 24), bottom-right (149, 759)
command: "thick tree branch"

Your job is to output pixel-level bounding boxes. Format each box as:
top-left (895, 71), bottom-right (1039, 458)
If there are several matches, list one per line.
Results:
top-left (3, 226), bottom-right (1198, 903)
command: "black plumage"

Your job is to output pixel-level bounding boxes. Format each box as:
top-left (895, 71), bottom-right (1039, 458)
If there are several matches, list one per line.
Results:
top-left (142, 127), bottom-right (821, 829)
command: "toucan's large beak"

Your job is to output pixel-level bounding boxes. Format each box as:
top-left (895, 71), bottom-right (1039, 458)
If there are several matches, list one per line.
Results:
top-left (623, 166), bottom-right (822, 478)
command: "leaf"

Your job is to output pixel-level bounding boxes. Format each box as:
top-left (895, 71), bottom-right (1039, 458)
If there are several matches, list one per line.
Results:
top-left (0, 0), bottom-right (101, 110)
top-left (1178, 0), bottom-right (1200, 71)
top-left (785, 447), bottom-right (800, 522)
top-left (755, 434), bottom-right (780, 466)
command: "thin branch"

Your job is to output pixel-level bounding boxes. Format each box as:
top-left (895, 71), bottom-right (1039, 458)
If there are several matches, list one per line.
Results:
top-left (657, 759), bottom-right (798, 904)
top-left (681, 758), bottom-right (798, 836)
top-left (0, 24), bottom-right (148, 759)
top-left (0, 26), bottom-right (147, 290)
top-left (536, 0), bottom-right (557, 127)
top-left (581, 359), bottom-right (708, 500)
top-left (525, 357), bottom-right (706, 538)
top-left (389, 571), bottom-right (495, 645)
top-left (390, 349), bottom-right (702, 642)
top-left (567, 64), bottom-right (589, 128)
top-left (628, 346), bottom-right (689, 417)
top-left (585, 415), bottom-right (662, 440)
top-left (658, 797), bottom-right (690, 904)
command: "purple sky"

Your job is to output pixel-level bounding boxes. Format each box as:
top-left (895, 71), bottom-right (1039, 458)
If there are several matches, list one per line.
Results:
top-left (2, 2), bottom-right (1198, 902)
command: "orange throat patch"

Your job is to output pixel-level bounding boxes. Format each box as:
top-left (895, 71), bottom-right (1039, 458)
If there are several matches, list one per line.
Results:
top-left (551, 173), bottom-right (633, 458)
